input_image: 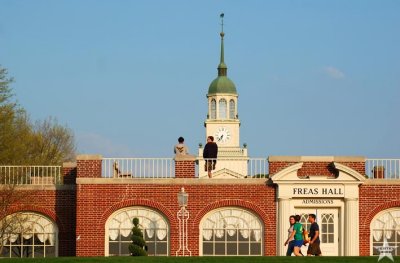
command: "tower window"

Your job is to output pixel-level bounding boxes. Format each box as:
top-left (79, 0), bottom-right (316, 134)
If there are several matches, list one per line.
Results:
top-left (229, 99), bottom-right (235, 119)
top-left (211, 99), bottom-right (216, 119)
top-left (219, 99), bottom-right (227, 119)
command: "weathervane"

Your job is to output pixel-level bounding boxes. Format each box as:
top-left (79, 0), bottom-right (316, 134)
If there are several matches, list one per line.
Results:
top-left (220, 13), bottom-right (224, 33)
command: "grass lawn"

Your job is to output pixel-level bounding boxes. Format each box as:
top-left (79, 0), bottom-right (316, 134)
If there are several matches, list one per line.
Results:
top-left (2, 257), bottom-right (399, 263)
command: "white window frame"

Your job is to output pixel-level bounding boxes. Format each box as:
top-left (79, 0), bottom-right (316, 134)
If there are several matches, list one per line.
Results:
top-left (210, 99), bottom-right (216, 119)
top-left (199, 207), bottom-right (263, 256)
top-left (370, 208), bottom-right (400, 256)
top-left (229, 99), bottom-right (235, 119)
top-left (104, 206), bottom-right (169, 256)
top-left (218, 99), bottom-right (227, 119)
top-left (0, 212), bottom-right (58, 258)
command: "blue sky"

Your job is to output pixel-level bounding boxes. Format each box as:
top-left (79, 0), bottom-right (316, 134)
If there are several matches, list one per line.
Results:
top-left (1, 1), bottom-right (399, 158)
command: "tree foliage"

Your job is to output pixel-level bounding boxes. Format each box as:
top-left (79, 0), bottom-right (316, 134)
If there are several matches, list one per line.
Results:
top-left (0, 65), bottom-right (76, 165)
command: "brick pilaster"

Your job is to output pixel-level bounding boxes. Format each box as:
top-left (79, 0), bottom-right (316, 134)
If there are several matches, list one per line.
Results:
top-left (174, 155), bottom-right (196, 178)
top-left (62, 162), bottom-right (77, 184)
top-left (76, 155), bottom-right (102, 178)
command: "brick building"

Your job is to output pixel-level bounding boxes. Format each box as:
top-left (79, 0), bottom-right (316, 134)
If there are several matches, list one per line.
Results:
top-left (1, 155), bottom-right (399, 257)
top-left (1, 20), bottom-right (399, 258)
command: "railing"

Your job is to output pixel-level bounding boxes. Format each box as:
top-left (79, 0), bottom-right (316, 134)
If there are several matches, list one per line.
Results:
top-left (248, 158), bottom-right (269, 178)
top-left (102, 158), bottom-right (175, 178)
top-left (365, 159), bottom-right (400, 179)
top-left (0, 166), bottom-right (62, 185)
top-left (199, 158), bottom-right (268, 178)
top-left (103, 158), bottom-right (269, 179)
top-left (216, 147), bottom-right (247, 157)
top-left (104, 157), bottom-right (400, 180)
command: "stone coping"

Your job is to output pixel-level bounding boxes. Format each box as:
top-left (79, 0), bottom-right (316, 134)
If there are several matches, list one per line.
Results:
top-left (364, 179), bottom-right (400, 185)
top-left (76, 178), bottom-right (267, 185)
top-left (268, 156), bottom-right (365, 162)
top-left (10, 185), bottom-right (76, 190)
top-left (76, 154), bottom-right (103, 160)
top-left (174, 155), bottom-right (197, 161)
top-left (62, 162), bottom-right (77, 168)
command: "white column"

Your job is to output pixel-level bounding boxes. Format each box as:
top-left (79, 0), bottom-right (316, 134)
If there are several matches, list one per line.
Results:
top-left (277, 197), bottom-right (291, 256)
top-left (344, 198), bottom-right (359, 256)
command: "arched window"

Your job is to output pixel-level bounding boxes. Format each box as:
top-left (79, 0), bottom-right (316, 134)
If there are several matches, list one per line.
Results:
top-left (210, 99), bottom-right (216, 119)
top-left (219, 99), bottom-right (227, 119)
top-left (200, 207), bottom-right (263, 256)
top-left (371, 208), bottom-right (400, 256)
top-left (229, 99), bottom-right (235, 119)
top-left (1, 212), bottom-right (57, 258)
top-left (106, 207), bottom-right (169, 256)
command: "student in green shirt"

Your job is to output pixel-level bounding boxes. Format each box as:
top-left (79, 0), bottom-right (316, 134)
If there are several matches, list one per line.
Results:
top-left (286, 215), bottom-right (304, 256)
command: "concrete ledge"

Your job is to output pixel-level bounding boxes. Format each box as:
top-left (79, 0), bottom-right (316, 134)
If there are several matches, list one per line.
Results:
top-left (63, 162), bottom-right (77, 168)
top-left (10, 185), bottom-right (76, 190)
top-left (76, 178), bottom-right (268, 185)
top-left (76, 154), bottom-right (103, 160)
top-left (174, 155), bottom-right (197, 161)
top-left (268, 156), bottom-right (365, 162)
top-left (364, 179), bottom-right (400, 185)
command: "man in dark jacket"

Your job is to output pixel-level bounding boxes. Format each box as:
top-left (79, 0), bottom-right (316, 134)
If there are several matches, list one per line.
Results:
top-left (203, 136), bottom-right (218, 178)
top-left (307, 214), bottom-right (322, 256)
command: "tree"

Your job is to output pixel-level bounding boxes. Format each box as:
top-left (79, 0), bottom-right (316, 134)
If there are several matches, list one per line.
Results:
top-left (0, 65), bottom-right (76, 165)
top-left (0, 66), bottom-right (32, 164)
top-left (129, 217), bottom-right (148, 256)
top-left (28, 118), bottom-right (76, 165)
top-left (0, 65), bottom-right (76, 256)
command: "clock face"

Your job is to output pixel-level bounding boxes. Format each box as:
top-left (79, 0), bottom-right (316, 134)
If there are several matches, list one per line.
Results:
top-left (215, 127), bottom-right (231, 144)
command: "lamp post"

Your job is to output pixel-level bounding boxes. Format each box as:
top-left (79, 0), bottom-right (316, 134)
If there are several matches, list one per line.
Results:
top-left (176, 187), bottom-right (191, 256)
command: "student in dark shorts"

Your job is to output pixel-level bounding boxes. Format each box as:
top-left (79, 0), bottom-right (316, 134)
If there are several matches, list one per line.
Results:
top-left (203, 136), bottom-right (218, 178)
top-left (286, 215), bottom-right (304, 256)
top-left (307, 214), bottom-right (322, 256)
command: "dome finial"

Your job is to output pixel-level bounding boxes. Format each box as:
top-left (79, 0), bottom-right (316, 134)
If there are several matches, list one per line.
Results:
top-left (208, 13), bottom-right (237, 95)
top-left (218, 13), bottom-right (227, 76)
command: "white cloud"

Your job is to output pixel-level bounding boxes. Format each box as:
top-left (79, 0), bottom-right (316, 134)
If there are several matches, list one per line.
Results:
top-left (76, 132), bottom-right (135, 157)
top-left (324, 66), bottom-right (345, 79)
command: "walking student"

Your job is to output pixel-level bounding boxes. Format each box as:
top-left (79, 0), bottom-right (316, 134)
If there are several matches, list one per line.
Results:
top-left (307, 214), bottom-right (322, 256)
top-left (284, 215), bottom-right (296, 256)
top-left (286, 214), bottom-right (304, 256)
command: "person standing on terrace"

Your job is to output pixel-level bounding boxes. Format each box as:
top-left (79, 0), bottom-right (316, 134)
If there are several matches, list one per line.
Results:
top-left (203, 136), bottom-right (218, 178)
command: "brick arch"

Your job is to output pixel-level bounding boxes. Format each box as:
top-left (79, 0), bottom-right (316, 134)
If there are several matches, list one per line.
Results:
top-left (100, 198), bottom-right (175, 227)
top-left (193, 199), bottom-right (271, 227)
top-left (5, 204), bottom-right (64, 232)
top-left (362, 201), bottom-right (400, 227)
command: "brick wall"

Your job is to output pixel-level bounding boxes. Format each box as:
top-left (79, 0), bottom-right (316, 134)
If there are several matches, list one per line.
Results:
top-left (269, 156), bottom-right (365, 177)
top-left (174, 156), bottom-right (196, 178)
top-left (2, 187), bottom-right (76, 256)
top-left (359, 184), bottom-right (400, 256)
top-left (76, 155), bottom-right (102, 178)
top-left (75, 183), bottom-right (276, 256)
top-left (63, 162), bottom-right (77, 184)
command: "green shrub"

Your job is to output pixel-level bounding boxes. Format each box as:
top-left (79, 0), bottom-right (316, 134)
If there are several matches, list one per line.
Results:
top-left (129, 217), bottom-right (147, 256)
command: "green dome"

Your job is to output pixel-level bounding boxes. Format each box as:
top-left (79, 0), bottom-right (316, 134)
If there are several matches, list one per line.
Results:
top-left (208, 76), bottom-right (237, 95)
